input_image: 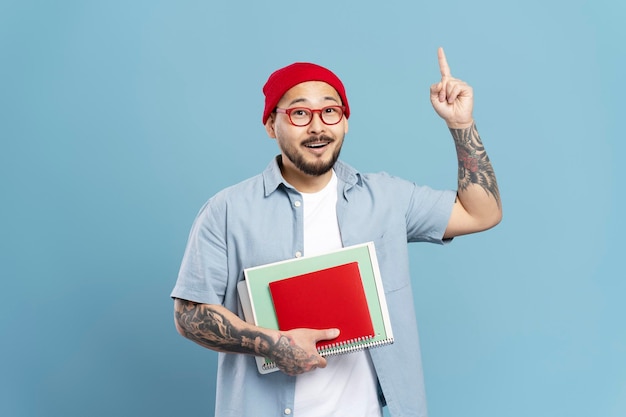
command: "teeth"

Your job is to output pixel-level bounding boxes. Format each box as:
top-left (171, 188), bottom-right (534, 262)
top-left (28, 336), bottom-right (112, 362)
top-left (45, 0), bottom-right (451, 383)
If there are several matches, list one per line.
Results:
top-left (306, 142), bottom-right (327, 148)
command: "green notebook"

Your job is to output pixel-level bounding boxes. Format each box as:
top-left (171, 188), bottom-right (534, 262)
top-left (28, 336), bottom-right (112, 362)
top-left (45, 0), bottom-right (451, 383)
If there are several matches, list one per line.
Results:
top-left (237, 241), bottom-right (394, 374)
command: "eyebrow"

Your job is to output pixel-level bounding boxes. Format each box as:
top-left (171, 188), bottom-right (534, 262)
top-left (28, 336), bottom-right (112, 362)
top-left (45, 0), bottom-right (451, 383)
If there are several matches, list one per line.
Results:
top-left (286, 96), bottom-right (340, 107)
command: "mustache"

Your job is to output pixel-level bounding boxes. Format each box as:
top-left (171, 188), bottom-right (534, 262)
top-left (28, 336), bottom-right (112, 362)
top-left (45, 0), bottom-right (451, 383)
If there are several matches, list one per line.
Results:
top-left (301, 135), bottom-right (334, 146)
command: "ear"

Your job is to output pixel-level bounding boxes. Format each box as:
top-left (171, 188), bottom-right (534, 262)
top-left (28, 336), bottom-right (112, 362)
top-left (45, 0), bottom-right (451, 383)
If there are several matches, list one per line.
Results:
top-left (264, 115), bottom-right (277, 138)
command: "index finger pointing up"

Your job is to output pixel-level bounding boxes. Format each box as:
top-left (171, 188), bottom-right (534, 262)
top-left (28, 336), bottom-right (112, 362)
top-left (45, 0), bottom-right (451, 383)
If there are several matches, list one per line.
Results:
top-left (438, 47), bottom-right (451, 78)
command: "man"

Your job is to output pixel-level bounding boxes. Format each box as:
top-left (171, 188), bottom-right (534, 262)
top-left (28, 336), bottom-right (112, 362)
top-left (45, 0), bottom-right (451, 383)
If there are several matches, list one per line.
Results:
top-left (171, 48), bottom-right (502, 416)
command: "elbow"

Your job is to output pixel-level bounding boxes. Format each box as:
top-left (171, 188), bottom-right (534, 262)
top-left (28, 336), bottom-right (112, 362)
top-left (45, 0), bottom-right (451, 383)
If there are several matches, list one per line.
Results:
top-left (174, 316), bottom-right (186, 337)
top-left (173, 298), bottom-right (190, 337)
top-left (489, 209), bottom-right (503, 229)
top-left (470, 206), bottom-right (503, 235)
top-left (482, 206), bottom-right (503, 231)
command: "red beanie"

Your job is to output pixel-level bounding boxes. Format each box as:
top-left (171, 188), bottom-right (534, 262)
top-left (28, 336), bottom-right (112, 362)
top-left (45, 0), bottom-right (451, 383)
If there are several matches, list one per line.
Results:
top-left (262, 62), bottom-right (350, 124)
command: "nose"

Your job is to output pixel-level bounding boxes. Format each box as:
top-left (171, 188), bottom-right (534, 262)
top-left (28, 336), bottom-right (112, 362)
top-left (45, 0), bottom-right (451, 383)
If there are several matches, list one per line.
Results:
top-left (307, 110), bottom-right (326, 133)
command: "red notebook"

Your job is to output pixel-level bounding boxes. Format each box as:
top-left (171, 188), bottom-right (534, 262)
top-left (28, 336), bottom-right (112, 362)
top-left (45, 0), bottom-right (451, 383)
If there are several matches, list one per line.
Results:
top-left (268, 261), bottom-right (375, 352)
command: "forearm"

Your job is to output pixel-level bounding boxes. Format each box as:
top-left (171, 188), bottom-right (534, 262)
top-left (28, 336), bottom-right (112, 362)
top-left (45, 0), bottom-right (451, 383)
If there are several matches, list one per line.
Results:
top-left (452, 122), bottom-right (500, 204)
top-left (174, 298), bottom-right (279, 355)
top-left (173, 298), bottom-right (320, 374)
top-left (448, 123), bottom-right (502, 232)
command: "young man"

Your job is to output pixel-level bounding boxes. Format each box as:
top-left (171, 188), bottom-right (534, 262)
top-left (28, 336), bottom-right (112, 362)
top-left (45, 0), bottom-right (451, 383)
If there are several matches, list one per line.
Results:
top-left (172, 48), bottom-right (502, 416)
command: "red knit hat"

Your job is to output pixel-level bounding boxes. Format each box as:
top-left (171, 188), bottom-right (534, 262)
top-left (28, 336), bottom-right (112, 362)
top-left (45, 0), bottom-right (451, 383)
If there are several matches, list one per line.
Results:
top-left (262, 62), bottom-right (350, 124)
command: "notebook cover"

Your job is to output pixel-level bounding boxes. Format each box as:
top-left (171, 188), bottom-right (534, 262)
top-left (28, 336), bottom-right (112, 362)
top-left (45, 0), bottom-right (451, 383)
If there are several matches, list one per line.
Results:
top-left (268, 261), bottom-right (374, 351)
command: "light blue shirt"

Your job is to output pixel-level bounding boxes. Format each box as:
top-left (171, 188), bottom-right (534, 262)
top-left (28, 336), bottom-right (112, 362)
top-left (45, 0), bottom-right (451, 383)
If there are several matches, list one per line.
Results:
top-left (171, 157), bottom-right (456, 417)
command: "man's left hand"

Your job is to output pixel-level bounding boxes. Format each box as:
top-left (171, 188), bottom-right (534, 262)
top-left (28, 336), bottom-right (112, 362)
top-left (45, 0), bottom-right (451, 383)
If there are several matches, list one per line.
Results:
top-left (429, 47), bottom-right (474, 129)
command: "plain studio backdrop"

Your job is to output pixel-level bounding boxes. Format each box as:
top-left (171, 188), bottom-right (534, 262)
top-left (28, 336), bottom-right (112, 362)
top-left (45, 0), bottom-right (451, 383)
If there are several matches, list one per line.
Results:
top-left (1, 1), bottom-right (624, 416)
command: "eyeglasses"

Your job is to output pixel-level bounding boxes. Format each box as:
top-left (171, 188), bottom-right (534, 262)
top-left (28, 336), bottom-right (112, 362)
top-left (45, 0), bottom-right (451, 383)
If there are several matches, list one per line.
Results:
top-left (275, 106), bottom-right (345, 127)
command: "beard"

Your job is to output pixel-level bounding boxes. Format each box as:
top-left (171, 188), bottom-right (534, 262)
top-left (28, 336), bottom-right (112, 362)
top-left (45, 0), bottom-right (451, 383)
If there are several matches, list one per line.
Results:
top-left (281, 135), bottom-right (343, 176)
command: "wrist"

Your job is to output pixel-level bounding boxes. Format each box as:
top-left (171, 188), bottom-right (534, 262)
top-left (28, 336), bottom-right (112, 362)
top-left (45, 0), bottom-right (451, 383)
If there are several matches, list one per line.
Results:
top-left (446, 119), bottom-right (474, 130)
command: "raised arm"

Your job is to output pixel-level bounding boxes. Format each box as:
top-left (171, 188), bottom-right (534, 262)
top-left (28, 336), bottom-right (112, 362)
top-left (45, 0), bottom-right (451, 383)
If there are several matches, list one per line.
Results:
top-left (429, 47), bottom-right (502, 238)
top-left (173, 298), bottom-right (339, 376)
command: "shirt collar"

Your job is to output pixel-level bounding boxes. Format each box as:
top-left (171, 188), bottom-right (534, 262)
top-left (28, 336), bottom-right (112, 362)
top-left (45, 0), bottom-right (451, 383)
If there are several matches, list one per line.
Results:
top-left (262, 155), bottom-right (361, 197)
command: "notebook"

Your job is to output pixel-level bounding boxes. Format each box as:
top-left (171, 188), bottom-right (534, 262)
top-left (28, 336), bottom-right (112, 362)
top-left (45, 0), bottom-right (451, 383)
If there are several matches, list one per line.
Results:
top-left (237, 242), bottom-right (394, 374)
top-left (268, 262), bottom-right (375, 352)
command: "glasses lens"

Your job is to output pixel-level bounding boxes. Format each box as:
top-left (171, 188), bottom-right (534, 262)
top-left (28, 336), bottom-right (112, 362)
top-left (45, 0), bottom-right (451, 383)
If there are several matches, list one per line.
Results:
top-left (320, 106), bottom-right (343, 125)
top-left (289, 108), bottom-right (312, 126)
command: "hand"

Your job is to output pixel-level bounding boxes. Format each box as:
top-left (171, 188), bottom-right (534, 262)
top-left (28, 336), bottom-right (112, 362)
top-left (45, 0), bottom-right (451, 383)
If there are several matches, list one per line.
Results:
top-left (269, 328), bottom-right (340, 376)
top-left (430, 47), bottom-right (474, 129)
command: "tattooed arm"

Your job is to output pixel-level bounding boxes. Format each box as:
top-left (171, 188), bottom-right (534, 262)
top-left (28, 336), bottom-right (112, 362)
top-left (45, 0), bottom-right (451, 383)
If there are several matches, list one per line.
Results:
top-left (443, 123), bottom-right (502, 237)
top-left (429, 47), bottom-right (502, 238)
top-left (173, 298), bottom-right (339, 376)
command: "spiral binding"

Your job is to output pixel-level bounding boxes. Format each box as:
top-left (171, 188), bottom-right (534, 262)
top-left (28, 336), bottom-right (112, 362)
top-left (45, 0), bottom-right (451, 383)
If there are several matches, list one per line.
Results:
top-left (261, 337), bottom-right (395, 370)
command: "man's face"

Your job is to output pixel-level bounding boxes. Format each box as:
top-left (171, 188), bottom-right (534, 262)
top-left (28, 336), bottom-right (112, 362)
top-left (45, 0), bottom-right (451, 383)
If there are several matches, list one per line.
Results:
top-left (265, 81), bottom-right (349, 178)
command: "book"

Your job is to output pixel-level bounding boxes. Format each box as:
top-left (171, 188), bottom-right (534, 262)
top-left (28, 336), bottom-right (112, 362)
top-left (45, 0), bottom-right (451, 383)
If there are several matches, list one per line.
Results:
top-left (268, 261), bottom-right (375, 352)
top-left (237, 242), bottom-right (394, 374)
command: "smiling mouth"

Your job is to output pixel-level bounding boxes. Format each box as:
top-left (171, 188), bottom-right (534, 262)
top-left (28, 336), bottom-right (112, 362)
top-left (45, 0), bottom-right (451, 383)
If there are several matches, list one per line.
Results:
top-left (303, 136), bottom-right (333, 149)
top-left (305, 142), bottom-right (329, 149)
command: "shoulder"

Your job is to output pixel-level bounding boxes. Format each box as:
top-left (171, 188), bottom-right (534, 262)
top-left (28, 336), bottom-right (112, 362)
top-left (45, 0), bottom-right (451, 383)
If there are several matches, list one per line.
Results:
top-left (336, 160), bottom-right (417, 193)
top-left (335, 160), bottom-right (411, 186)
top-left (336, 160), bottom-right (454, 206)
top-left (205, 173), bottom-right (265, 210)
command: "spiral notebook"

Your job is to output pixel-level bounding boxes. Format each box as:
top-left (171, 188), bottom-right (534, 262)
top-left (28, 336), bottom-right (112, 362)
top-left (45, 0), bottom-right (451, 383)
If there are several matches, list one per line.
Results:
top-left (269, 262), bottom-right (375, 352)
top-left (237, 242), bottom-right (394, 374)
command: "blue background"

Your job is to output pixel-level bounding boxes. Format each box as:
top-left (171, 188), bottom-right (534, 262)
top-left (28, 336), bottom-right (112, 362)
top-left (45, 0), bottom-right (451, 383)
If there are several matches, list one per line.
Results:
top-left (1, 1), bottom-right (624, 416)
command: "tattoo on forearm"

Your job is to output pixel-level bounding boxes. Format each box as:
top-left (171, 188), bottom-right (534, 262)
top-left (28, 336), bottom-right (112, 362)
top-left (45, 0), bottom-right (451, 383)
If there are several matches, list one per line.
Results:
top-left (270, 334), bottom-right (319, 375)
top-left (174, 299), bottom-right (316, 374)
top-left (450, 123), bottom-right (501, 207)
top-left (175, 299), bottom-right (272, 354)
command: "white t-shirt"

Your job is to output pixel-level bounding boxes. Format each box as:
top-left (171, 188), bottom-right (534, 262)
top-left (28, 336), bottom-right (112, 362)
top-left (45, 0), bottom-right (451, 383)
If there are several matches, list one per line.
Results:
top-left (295, 170), bottom-right (382, 417)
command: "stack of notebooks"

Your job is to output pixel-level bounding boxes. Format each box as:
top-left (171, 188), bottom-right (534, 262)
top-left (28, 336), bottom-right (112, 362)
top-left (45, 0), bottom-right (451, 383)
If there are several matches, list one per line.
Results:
top-left (237, 242), bottom-right (394, 374)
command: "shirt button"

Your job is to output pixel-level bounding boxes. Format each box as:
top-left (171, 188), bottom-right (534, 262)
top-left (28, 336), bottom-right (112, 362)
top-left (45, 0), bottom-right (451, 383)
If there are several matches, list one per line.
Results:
top-left (295, 251), bottom-right (302, 258)
top-left (284, 408), bottom-right (292, 415)
top-left (294, 200), bottom-right (301, 207)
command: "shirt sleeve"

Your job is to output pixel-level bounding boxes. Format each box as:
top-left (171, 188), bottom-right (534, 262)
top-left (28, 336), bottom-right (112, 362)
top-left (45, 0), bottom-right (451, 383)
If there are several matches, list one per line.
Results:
top-left (405, 184), bottom-right (457, 244)
top-left (170, 197), bottom-right (229, 305)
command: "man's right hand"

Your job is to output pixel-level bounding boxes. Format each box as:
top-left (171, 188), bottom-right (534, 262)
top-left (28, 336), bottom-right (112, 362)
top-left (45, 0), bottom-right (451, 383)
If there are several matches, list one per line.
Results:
top-left (269, 328), bottom-right (340, 376)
